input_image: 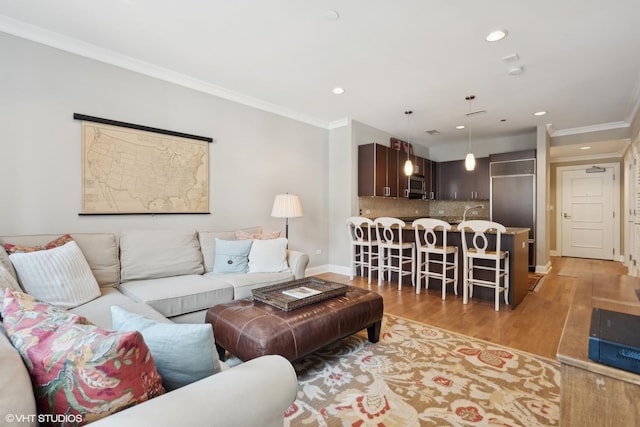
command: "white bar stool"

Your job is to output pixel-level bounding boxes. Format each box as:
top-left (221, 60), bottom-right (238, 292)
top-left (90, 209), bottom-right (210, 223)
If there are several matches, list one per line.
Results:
top-left (412, 218), bottom-right (458, 299)
top-left (345, 216), bottom-right (379, 284)
top-left (458, 220), bottom-right (510, 311)
top-left (373, 217), bottom-right (415, 290)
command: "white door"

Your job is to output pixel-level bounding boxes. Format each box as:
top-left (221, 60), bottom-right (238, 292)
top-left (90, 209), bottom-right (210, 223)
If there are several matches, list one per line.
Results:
top-left (561, 167), bottom-right (615, 260)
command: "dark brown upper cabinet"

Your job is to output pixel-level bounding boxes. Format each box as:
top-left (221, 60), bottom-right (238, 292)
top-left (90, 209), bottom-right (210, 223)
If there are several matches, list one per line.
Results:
top-left (437, 157), bottom-right (489, 200)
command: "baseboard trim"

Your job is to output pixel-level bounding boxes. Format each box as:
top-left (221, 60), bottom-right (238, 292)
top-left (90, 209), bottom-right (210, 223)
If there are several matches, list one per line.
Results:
top-left (535, 261), bottom-right (552, 275)
top-left (305, 264), bottom-right (349, 277)
top-left (305, 264), bottom-right (330, 276)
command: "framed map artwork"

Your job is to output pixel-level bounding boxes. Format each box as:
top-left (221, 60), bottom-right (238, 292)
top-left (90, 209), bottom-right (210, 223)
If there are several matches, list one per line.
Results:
top-left (75, 114), bottom-right (212, 214)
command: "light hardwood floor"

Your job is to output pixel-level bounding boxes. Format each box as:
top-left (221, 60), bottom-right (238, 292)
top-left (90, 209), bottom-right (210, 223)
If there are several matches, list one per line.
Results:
top-left (315, 256), bottom-right (628, 360)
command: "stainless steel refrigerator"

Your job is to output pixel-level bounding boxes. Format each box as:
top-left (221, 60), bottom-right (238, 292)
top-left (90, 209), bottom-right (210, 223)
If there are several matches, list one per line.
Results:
top-left (490, 158), bottom-right (536, 270)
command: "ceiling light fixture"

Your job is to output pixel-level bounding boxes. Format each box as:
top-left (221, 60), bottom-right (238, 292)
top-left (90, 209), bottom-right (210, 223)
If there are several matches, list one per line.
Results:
top-left (534, 111), bottom-right (547, 116)
top-left (322, 10), bottom-right (340, 21)
top-left (486, 29), bottom-right (508, 42)
top-left (501, 53), bottom-right (520, 62)
top-left (507, 66), bottom-right (523, 76)
top-left (456, 125), bottom-right (466, 130)
top-left (404, 110), bottom-right (414, 176)
top-left (580, 146), bottom-right (592, 150)
top-left (464, 95), bottom-right (476, 171)
top-left (332, 87), bottom-right (345, 95)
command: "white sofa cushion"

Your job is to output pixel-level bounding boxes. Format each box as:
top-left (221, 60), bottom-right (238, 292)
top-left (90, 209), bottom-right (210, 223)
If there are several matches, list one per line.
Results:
top-left (119, 275), bottom-right (234, 317)
top-left (248, 238), bottom-right (290, 273)
top-left (0, 265), bottom-right (22, 292)
top-left (0, 325), bottom-right (37, 427)
top-left (88, 355), bottom-right (298, 427)
top-left (120, 229), bottom-right (204, 282)
top-left (8, 241), bottom-right (101, 309)
top-left (70, 287), bottom-right (169, 329)
top-left (71, 233), bottom-right (120, 287)
top-left (111, 306), bottom-right (220, 391)
top-left (0, 246), bottom-right (16, 280)
top-left (0, 234), bottom-right (120, 288)
top-left (207, 271), bottom-right (294, 299)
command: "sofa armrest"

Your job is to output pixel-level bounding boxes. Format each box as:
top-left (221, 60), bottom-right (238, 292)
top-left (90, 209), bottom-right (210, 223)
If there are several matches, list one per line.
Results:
top-left (90, 355), bottom-right (297, 427)
top-left (287, 249), bottom-right (309, 279)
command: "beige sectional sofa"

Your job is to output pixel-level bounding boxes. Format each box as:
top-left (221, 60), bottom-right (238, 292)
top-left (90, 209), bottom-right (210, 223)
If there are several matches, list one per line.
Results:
top-left (0, 227), bottom-right (308, 426)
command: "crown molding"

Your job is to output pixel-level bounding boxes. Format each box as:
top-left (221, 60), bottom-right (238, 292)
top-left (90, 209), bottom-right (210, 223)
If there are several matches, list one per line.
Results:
top-left (0, 14), bottom-right (332, 130)
top-left (550, 151), bottom-right (624, 163)
top-left (545, 123), bottom-right (555, 136)
top-left (625, 71), bottom-right (640, 125)
top-left (328, 118), bottom-right (349, 129)
top-left (550, 121), bottom-right (629, 137)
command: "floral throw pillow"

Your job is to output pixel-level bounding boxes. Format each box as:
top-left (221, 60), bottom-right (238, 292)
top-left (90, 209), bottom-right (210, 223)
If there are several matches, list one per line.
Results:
top-left (235, 230), bottom-right (281, 240)
top-left (3, 233), bottom-right (73, 255)
top-left (1, 289), bottom-right (165, 425)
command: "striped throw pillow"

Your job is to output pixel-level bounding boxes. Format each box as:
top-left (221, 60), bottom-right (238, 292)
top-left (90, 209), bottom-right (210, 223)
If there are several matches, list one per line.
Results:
top-left (8, 241), bottom-right (100, 308)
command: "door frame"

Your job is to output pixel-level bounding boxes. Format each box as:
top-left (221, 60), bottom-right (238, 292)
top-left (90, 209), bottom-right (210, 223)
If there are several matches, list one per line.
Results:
top-left (555, 162), bottom-right (621, 261)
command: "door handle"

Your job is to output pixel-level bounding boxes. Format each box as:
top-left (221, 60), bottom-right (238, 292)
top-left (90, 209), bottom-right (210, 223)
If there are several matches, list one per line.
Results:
top-left (563, 213), bottom-right (572, 219)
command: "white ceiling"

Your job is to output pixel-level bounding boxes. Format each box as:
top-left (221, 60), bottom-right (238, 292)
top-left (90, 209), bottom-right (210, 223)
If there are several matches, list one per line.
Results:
top-left (1, 0), bottom-right (638, 160)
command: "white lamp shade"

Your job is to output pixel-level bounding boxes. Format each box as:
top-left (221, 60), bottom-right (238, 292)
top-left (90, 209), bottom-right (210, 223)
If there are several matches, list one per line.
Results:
top-left (271, 194), bottom-right (304, 218)
top-left (465, 152), bottom-right (476, 171)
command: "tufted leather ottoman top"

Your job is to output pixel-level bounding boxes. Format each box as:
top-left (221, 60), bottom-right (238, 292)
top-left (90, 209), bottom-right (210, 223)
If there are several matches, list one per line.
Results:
top-left (205, 285), bottom-right (383, 362)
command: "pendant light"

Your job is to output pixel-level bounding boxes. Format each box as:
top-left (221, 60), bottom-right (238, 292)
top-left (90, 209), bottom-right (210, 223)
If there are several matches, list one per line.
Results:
top-left (404, 110), bottom-right (414, 176)
top-left (464, 95), bottom-right (476, 171)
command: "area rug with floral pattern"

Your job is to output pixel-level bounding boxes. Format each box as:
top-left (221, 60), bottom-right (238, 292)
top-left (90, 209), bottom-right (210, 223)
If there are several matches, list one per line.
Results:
top-left (284, 314), bottom-right (560, 427)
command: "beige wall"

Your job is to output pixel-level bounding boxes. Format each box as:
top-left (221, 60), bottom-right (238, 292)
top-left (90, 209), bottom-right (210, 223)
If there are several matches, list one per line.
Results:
top-left (631, 104), bottom-right (640, 141)
top-left (0, 33), bottom-right (330, 269)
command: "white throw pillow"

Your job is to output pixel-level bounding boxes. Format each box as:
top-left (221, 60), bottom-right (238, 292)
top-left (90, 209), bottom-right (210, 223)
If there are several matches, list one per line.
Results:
top-left (248, 238), bottom-right (290, 273)
top-left (111, 306), bottom-right (220, 391)
top-left (8, 241), bottom-right (100, 309)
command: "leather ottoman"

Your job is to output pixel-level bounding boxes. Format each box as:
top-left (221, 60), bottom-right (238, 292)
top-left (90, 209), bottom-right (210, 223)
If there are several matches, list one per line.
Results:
top-left (205, 286), bottom-right (383, 362)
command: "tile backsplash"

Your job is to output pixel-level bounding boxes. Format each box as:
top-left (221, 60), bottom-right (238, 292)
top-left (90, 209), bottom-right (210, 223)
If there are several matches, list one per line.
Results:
top-left (358, 197), bottom-right (429, 218)
top-left (428, 200), bottom-right (489, 221)
top-left (358, 197), bottom-right (489, 221)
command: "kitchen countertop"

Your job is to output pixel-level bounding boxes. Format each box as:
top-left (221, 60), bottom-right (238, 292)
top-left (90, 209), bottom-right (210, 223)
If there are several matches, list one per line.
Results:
top-left (413, 224), bottom-right (529, 235)
top-left (365, 217), bottom-right (529, 235)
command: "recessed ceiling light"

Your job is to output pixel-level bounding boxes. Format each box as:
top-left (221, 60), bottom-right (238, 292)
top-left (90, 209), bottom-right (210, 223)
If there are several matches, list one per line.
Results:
top-left (456, 125), bottom-right (466, 130)
top-left (486, 30), bottom-right (508, 42)
top-left (533, 111), bottom-right (547, 116)
top-left (332, 87), bottom-right (345, 95)
top-left (507, 66), bottom-right (523, 76)
top-left (580, 146), bottom-right (591, 150)
top-left (501, 53), bottom-right (519, 62)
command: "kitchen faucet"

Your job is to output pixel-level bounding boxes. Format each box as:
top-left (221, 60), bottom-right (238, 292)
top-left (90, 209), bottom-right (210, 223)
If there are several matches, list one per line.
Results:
top-left (463, 205), bottom-right (484, 222)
